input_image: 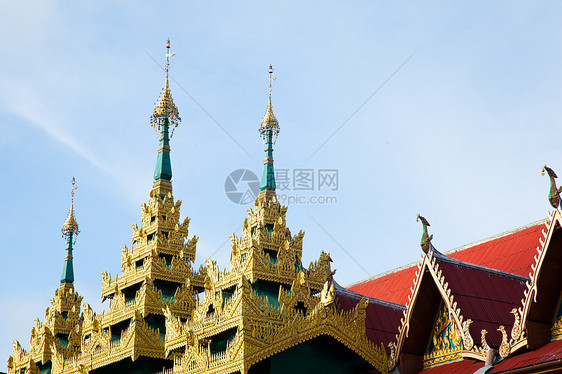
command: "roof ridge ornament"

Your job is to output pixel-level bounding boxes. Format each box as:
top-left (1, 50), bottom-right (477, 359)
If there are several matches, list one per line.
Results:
top-left (416, 214), bottom-right (433, 254)
top-left (542, 165), bottom-right (562, 209)
top-left (150, 38), bottom-right (181, 139)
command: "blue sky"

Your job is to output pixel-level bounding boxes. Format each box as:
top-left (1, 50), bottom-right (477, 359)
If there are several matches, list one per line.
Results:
top-left (2, 1), bottom-right (562, 370)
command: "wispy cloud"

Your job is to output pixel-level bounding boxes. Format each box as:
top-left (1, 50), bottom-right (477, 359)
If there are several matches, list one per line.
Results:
top-left (0, 80), bottom-right (156, 205)
top-left (3, 85), bottom-right (116, 178)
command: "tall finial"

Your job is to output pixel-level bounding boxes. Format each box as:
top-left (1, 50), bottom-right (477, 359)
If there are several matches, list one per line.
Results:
top-left (61, 178), bottom-right (79, 284)
top-left (542, 165), bottom-right (562, 209)
top-left (165, 38), bottom-right (175, 82)
top-left (166, 39), bottom-right (170, 77)
top-left (151, 39), bottom-right (180, 138)
top-left (62, 177), bottom-right (79, 237)
top-left (259, 65), bottom-right (280, 193)
top-left (71, 177), bottom-right (77, 202)
top-left (151, 39), bottom-right (180, 182)
top-left (416, 214), bottom-right (433, 254)
top-left (268, 64), bottom-right (274, 97)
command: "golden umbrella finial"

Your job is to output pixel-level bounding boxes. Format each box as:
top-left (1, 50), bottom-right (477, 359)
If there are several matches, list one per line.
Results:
top-left (62, 177), bottom-right (79, 237)
top-left (260, 64), bottom-right (279, 145)
top-left (151, 39), bottom-right (180, 138)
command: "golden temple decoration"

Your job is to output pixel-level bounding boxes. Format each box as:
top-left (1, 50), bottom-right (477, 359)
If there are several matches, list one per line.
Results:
top-left (10, 282), bottom-right (84, 374)
top-left (151, 39), bottom-right (181, 137)
top-left (393, 213), bottom-right (562, 370)
top-left (9, 176), bottom-right (385, 373)
top-left (394, 249), bottom-right (500, 369)
top-left (480, 330), bottom-right (490, 352)
top-left (259, 65), bottom-right (280, 145)
top-left (497, 326), bottom-right (511, 358)
top-left (505, 211), bottom-right (557, 355)
top-left (62, 178), bottom-right (79, 235)
top-left (552, 317), bottom-right (562, 340)
top-left (423, 302), bottom-right (463, 366)
top-left (161, 187), bottom-right (388, 373)
top-left (551, 299), bottom-right (562, 340)
top-left (9, 59), bottom-right (389, 374)
top-left (260, 96), bottom-right (279, 133)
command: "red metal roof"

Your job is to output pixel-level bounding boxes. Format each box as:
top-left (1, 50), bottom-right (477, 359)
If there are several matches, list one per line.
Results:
top-left (447, 223), bottom-right (545, 278)
top-left (489, 338), bottom-right (562, 373)
top-left (348, 222), bottom-right (545, 305)
top-left (434, 257), bottom-right (528, 348)
top-left (347, 265), bottom-right (418, 306)
top-left (334, 283), bottom-right (404, 352)
top-left (420, 359), bottom-right (485, 374)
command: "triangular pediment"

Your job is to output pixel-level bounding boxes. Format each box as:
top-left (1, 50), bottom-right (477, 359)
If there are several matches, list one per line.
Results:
top-left (395, 248), bottom-right (529, 373)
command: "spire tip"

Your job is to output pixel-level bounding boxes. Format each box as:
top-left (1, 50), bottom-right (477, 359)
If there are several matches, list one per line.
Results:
top-left (62, 178), bottom-right (80, 237)
top-left (151, 39), bottom-right (180, 138)
top-left (259, 65), bottom-right (279, 192)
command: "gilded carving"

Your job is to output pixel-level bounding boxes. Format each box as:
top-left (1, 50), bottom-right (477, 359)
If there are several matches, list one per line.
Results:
top-left (424, 302), bottom-right (463, 366)
top-left (9, 59), bottom-right (388, 374)
top-left (497, 326), bottom-right (510, 358)
top-left (162, 190), bottom-right (388, 373)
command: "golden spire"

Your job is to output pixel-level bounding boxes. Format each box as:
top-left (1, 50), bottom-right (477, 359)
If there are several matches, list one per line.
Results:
top-left (62, 177), bottom-right (79, 236)
top-left (259, 65), bottom-right (280, 193)
top-left (151, 39), bottom-right (181, 137)
top-left (260, 65), bottom-right (280, 142)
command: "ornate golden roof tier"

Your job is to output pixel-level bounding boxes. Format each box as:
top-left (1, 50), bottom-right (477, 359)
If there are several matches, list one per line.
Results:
top-left (10, 283), bottom-right (84, 372)
top-left (160, 179), bottom-right (386, 374)
top-left (156, 66), bottom-right (388, 374)
top-left (8, 61), bottom-right (390, 374)
top-left (164, 273), bottom-right (389, 374)
top-left (91, 180), bottom-right (204, 369)
top-left (225, 190), bottom-right (335, 288)
top-left (100, 186), bottom-right (205, 301)
top-left (101, 256), bottom-right (205, 300)
top-left (151, 178), bottom-right (173, 196)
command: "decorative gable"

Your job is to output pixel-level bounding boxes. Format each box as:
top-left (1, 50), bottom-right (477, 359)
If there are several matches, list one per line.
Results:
top-left (424, 301), bottom-right (463, 366)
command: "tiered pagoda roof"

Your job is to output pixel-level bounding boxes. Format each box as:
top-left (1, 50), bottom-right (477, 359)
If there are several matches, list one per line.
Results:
top-left (8, 51), bottom-right (400, 374)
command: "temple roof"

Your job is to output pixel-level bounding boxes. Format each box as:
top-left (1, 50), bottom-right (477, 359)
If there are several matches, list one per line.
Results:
top-left (420, 359), bottom-right (485, 374)
top-left (431, 252), bottom-right (528, 348)
top-left (489, 339), bottom-right (562, 373)
top-left (333, 281), bottom-right (404, 352)
top-left (347, 220), bottom-right (546, 305)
